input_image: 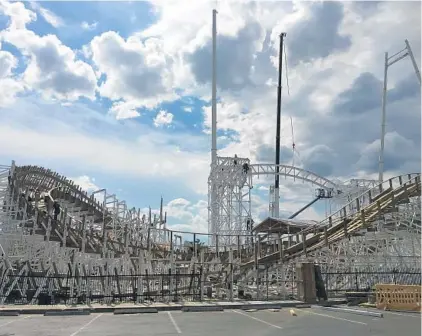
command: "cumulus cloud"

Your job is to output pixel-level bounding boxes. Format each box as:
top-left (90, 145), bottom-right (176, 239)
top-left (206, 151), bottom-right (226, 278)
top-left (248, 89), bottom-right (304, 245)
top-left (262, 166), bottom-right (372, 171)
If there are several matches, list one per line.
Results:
top-left (165, 198), bottom-right (208, 233)
top-left (109, 100), bottom-right (141, 120)
top-left (90, 31), bottom-right (178, 112)
top-left (356, 131), bottom-right (420, 173)
top-left (81, 21), bottom-right (98, 31)
top-left (0, 76), bottom-right (24, 107)
top-left (153, 109), bottom-right (173, 127)
top-left (144, 197), bottom-right (208, 235)
top-left (301, 145), bottom-right (337, 177)
top-left (0, 98), bottom-right (210, 194)
top-left (0, 1), bottom-right (97, 102)
top-left (0, 43), bottom-right (24, 106)
top-left (165, 0), bottom-right (420, 182)
top-left (255, 143), bottom-right (293, 165)
top-left (286, 1), bottom-right (352, 66)
top-left (70, 175), bottom-right (99, 192)
top-left (0, 1), bottom-right (35, 30)
top-left (29, 2), bottom-right (64, 28)
top-left (293, 72), bottom-right (421, 178)
top-left (0, 45), bottom-right (16, 78)
top-left (188, 21), bottom-right (265, 91)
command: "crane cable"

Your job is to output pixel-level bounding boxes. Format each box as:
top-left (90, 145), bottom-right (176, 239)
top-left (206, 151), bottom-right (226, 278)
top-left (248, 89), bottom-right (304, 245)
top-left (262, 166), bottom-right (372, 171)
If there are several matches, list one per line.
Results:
top-left (290, 116), bottom-right (295, 181)
top-left (284, 46), bottom-right (299, 181)
top-left (284, 44), bottom-right (290, 96)
top-left (284, 46), bottom-right (304, 178)
top-left (285, 45), bottom-right (320, 209)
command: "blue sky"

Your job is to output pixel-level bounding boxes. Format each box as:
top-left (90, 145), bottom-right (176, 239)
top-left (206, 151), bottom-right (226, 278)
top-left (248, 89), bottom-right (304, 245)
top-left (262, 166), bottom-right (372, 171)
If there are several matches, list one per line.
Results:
top-left (0, 0), bottom-right (420, 233)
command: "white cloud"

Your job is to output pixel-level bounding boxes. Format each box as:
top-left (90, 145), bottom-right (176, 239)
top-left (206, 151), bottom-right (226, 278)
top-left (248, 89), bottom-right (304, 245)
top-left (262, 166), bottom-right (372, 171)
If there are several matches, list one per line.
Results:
top-left (183, 106), bottom-right (192, 113)
top-left (0, 98), bottom-right (209, 194)
top-left (90, 31), bottom-right (178, 113)
top-left (38, 7), bottom-right (63, 28)
top-left (138, 197), bottom-right (208, 237)
top-left (70, 175), bottom-right (99, 192)
top-left (0, 45), bottom-right (16, 78)
top-left (29, 2), bottom-right (64, 28)
top-left (293, 1), bottom-right (422, 113)
top-left (81, 21), bottom-right (98, 31)
top-left (257, 185), bottom-right (269, 191)
top-left (109, 100), bottom-right (141, 120)
top-left (153, 109), bottom-right (173, 127)
top-left (144, 0), bottom-right (420, 181)
top-left (0, 43), bottom-right (24, 106)
top-left (164, 198), bottom-right (208, 234)
top-left (0, 1), bottom-right (97, 102)
top-left (356, 131), bottom-right (420, 173)
top-left (0, 77), bottom-right (24, 107)
top-left (0, 1), bottom-right (36, 30)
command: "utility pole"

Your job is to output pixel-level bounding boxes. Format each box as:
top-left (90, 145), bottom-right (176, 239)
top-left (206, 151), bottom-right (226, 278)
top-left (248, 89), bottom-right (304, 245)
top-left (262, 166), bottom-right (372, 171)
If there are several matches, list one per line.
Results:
top-left (274, 33), bottom-right (286, 218)
top-left (378, 39), bottom-right (421, 183)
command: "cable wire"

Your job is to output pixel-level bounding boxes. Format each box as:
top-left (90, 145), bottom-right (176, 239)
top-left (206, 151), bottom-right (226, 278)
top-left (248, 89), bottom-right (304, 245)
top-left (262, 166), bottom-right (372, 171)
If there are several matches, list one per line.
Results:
top-left (284, 46), bottom-right (290, 96)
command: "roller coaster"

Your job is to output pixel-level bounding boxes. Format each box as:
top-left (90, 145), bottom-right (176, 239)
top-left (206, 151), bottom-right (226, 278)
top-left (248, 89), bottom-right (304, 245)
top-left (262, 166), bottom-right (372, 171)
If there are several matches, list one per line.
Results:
top-left (0, 162), bottom-right (420, 304)
top-left (0, 9), bottom-right (420, 306)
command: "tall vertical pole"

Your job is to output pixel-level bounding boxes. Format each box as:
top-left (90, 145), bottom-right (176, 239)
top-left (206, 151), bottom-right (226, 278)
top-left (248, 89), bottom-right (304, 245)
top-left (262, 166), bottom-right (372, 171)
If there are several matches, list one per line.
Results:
top-left (378, 52), bottom-right (388, 184)
top-left (274, 33), bottom-right (286, 218)
top-left (210, 9), bottom-right (218, 237)
top-left (211, 9), bottom-right (218, 164)
top-left (378, 40), bottom-right (420, 184)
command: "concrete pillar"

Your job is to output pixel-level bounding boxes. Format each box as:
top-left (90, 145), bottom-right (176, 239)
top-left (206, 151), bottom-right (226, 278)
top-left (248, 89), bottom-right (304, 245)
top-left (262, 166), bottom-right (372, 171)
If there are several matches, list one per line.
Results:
top-left (296, 262), bottom-right (316, 303)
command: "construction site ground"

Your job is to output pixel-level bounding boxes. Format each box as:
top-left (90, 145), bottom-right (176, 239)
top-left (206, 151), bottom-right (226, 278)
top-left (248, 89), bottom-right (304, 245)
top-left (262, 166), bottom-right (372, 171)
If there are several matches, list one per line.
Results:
top-left (0, 306), bottom-right (420, 336)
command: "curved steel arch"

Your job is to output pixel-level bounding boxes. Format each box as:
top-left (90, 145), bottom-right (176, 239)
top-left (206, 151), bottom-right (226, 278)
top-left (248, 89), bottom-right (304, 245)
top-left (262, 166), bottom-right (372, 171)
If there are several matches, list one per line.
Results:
top-left (249, 163), bottom-right (341, 193)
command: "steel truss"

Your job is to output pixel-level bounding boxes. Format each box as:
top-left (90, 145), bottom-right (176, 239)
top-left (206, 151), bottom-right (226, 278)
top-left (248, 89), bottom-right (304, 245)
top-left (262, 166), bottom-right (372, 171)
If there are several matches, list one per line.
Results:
top-left (208, 157), bottom-right (342, 244)
top-left (208, 156), bottom-right (253, 245)
top-left (0, 161), bottom-right (420, 304)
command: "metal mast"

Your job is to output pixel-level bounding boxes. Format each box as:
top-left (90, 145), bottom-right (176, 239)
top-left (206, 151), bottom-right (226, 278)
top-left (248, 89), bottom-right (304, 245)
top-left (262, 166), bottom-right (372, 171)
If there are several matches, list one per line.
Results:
top-left (210, 9), bottom-right (218, 236)
top-left (405, 39), bottom-right (421, 85)
top-left (378, 39), bottom-right (421, 183)
top-left (274, 33), bottom-right (286, 218)
top-left (379, 51), bottom-right (388, 184)
top-left (211, 9), bottom-right (218, 164)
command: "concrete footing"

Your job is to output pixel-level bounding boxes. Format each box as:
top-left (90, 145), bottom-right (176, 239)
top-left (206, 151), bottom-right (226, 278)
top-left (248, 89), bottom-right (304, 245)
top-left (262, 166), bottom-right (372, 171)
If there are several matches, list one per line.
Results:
top-left (182, 306), bottom-right (224, 312)
top-left (44, 310), bottom-right (91, 316)
top-left (0, 311), bottom-right (20, 316)
top-left (241, 304), bottom-right (282, 310)
top-left (114, 308), bottom-right (158, 315)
